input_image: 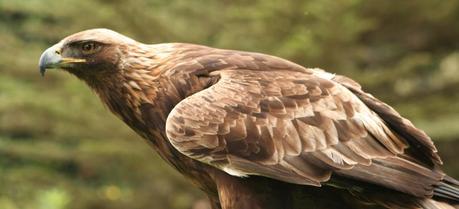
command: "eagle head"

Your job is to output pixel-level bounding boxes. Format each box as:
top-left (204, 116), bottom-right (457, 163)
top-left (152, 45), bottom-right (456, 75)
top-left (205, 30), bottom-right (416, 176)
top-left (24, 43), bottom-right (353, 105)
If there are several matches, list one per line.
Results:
top-left (39, 28), bottom-right (139, 80)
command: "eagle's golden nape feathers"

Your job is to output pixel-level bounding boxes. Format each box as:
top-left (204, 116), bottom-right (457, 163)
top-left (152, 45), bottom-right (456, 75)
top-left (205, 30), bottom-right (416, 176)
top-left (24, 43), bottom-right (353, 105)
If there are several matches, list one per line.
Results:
top-left (39, 28), bottom-right (459, 209)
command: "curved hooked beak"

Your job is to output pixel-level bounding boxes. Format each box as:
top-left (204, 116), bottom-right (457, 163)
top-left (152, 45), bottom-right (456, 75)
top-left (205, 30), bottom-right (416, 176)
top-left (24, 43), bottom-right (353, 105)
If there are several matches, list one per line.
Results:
top-left (38, 43), bottom-right (86, 76)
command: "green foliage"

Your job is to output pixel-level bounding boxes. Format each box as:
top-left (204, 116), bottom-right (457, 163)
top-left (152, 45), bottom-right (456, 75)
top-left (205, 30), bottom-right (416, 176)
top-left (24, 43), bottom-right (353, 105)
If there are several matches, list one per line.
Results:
top-left (0, 0), bottom-right (458, 208)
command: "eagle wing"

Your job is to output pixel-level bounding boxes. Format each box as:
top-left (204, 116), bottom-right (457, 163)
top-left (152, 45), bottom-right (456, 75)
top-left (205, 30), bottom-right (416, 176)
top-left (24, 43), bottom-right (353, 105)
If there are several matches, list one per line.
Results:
top-left (164, 50), bottom-right (443, 198)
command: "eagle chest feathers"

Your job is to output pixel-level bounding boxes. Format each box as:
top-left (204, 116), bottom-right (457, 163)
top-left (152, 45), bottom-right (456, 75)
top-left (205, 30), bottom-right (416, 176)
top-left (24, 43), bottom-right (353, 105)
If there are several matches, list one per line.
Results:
top-left (39, 29), bottom-right (459, 209)
top-left (94, 46), bottom-right (224, 194)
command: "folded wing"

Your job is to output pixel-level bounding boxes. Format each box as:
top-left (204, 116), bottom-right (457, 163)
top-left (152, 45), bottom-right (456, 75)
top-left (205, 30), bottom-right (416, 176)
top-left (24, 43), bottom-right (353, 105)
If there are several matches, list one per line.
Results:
top-left (165, 54), bottom-right (443, 198)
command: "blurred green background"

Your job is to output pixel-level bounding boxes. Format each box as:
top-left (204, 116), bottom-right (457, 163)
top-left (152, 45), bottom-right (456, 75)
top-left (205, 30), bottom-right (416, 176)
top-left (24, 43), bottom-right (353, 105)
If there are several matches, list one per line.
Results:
top-left (1, 0), bottom-right (459, 209)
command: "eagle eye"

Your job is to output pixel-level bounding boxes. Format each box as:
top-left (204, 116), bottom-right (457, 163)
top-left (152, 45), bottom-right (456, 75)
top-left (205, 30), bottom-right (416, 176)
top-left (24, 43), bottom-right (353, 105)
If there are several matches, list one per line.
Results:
top-left (81, 42), bottom-right (100, 55)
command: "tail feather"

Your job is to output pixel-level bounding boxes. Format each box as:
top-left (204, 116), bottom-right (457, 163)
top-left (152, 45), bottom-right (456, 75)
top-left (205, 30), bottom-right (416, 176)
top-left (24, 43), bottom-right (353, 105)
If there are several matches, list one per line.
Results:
top-left (435, 182), bottom-right (459, 200)
top-left (444, 176), bottom-right (459, 186)
top-left (434, 175), bottom-right (459, 206)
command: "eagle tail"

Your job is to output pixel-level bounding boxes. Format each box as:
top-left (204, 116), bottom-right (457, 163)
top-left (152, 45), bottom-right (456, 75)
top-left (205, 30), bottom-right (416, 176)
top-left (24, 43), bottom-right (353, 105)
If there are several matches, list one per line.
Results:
top-left (434, 176), bottom-right (459, 202)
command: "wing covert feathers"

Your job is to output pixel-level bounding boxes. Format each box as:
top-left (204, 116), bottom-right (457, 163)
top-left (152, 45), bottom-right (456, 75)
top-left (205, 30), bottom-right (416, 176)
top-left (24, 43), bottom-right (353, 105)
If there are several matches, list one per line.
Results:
top-left (334, 74), bottom-right (442, 167)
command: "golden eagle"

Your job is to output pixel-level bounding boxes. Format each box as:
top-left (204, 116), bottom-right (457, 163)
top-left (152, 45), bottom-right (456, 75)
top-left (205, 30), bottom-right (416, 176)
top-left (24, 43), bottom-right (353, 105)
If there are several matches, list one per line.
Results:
top-left (39, 29), bottom-right (459, 209)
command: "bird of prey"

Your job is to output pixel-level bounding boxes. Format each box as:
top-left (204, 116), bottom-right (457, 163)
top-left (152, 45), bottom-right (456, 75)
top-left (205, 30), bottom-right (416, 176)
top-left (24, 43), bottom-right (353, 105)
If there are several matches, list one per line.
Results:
top-left (39, 29), bottom-right (459, 209)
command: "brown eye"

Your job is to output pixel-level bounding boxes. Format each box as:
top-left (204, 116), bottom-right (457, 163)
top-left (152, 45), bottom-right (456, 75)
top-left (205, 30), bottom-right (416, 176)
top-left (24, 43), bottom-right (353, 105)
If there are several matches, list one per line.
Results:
top-left (81, 42), bottom-right (98, 54)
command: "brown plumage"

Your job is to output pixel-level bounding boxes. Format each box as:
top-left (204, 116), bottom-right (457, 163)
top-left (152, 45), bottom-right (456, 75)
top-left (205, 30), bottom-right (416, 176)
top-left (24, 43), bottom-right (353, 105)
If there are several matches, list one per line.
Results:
top-left (39, 28), bottom-right (459, 209)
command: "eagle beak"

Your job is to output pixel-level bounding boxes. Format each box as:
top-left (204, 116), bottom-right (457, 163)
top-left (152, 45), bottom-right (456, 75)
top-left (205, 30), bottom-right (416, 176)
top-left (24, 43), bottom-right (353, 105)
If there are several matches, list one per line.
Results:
top-left (39, 44), bottom-right (86, 76)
